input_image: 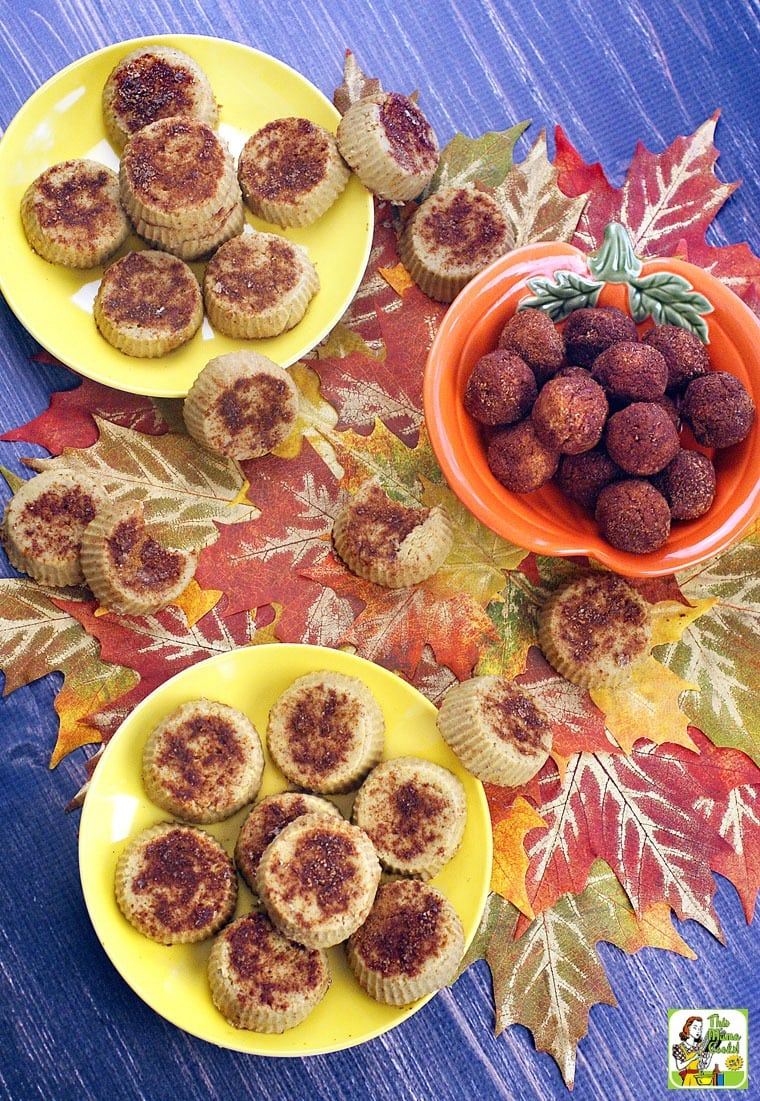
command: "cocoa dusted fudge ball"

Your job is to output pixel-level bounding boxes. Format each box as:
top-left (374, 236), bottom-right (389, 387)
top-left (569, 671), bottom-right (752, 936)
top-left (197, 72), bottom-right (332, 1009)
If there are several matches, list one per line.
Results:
top-left (605, 401), bottom-right (681, 475)
top-left (680, 371), bottom-right (755, 448)
top-left (498, 307), bottom-right (565, 385)
top-left (595, 478), bottom-right (671, 553)
top-left (591, 341), bottom-right (668, 402)
top-left (642, 324), bottom-right (710, 392)
top-left (562, 306), bottom-right (638, 368)
top-left (463, 349), bottom-right (538, 426)
top-left (652, 449), bottom-right (717, 520)
top-left (531, 372), bottom-right (608, 454)
top-left (487, 419), bottom-right (560, 493)
top-left (554, 448), bottom-right (623, 510)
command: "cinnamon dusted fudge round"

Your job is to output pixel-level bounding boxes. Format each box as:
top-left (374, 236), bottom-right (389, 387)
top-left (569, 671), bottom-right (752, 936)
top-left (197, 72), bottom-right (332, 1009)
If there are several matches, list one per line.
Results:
top-left (498, 307), bottom-right (565, 386)
top-left (346, 879), bottom-right (465, 1005)
top-left (80, 498), bottom-right (198, 615)
top-left (115, 821), bottom-right (237, 944)
top-left (266, 669), bottom-right (385, 794)
top-left (680, 371), bottom-right (755, 448)
top-left (398, 184), bottom-right (511, 302)
top-left (183, 351), bottom-right (300, 460)
top-left (538, 570), bottom-right (653, 686)
top-left (1, 468), bottom-right (107, 586)
top-left (235, 792), bottom-right (343, 892)
top-left (203, 230), bottom-right (319, 339)
top-left (208, 909), bottom-right (331, 1032)
top-left (337, 90), bottom-right (439, 203)
top-left (142, 698), bottom-right (264, 823)
top-left (332, 477), bottom-right (453, 589)
top-left (102, 45), bottom-right (218, 150)
top-left (463, 349), bottom-right (538, 426)
top-left (21, 159), bottom-right (130, 268)
top-left (436, 675), bottom-right (552, 786)
top-left (254, 812), bottom-right (381, 948)
top-left (238, 116), bottom-right (350, 227)
top-left (351, 755), bottom-right (467, 880)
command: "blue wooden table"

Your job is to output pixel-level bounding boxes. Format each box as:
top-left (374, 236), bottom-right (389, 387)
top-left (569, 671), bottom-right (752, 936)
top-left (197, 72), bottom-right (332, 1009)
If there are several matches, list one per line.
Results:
top-left (1, 2), bottom-right (758, 1098)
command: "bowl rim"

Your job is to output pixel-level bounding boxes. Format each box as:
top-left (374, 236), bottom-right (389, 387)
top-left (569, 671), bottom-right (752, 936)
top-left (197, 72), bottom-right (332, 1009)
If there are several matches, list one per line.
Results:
top-left (423, 240), bottom-right (760, 578)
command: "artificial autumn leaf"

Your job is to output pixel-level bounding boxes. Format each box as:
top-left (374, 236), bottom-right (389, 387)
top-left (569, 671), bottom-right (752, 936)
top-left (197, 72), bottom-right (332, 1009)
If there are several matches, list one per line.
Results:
top-left (656, 534), bottom-right (760, 766)
top-left (494, 130), bottom-right (588, 248)
top-left (0, 371), bottom-right (169, 453)
top-left (521, 742), bottom-right (735, 937)
top-left (51, 650), bottom-right (139, 766)
top-left (427, 123), bottom-right (531, 193)
top-left (332, 49), bottom-right (383, 115)
top-left (590, 656), bottom-right (699, 754)
top-left (557, 113), bottom-right (737, 258)
top-left (421, 479), bottom-right (528, 607)
top-left (305, 551), bottom-right (496, 682)
top-left (462, 860), bottom-right (695, 1088)
top-left (490, 796), bottom-right (547, 918)
top-left (269, 362), bottom-right (340, 470)
top-left (24, 417), bottom-right (257, 552)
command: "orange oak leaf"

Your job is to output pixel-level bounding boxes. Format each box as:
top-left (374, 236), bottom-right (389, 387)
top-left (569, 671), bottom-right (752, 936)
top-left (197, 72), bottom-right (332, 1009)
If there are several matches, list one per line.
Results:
top-left (490, 796), bottom-right (547, 919)
top-left (51, 652), bottom-right (139, 766)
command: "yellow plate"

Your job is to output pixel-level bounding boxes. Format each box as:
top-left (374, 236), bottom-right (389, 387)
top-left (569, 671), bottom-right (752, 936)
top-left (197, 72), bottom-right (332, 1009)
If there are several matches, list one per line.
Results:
top-left (0, 35), bottom-right (373, 397)
top-left (78, 644), bottom-right (492, 1055)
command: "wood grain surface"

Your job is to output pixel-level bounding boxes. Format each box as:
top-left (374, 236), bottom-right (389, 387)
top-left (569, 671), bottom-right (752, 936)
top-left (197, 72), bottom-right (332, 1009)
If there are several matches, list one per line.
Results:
top-left (1, 2), bottom-right (758, 1099)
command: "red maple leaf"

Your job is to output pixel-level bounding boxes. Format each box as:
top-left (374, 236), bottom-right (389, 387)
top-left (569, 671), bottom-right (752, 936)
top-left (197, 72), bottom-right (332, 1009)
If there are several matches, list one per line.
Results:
top-left (520, 739), bottom-right (737, 939)
top-left (1, 369), bottom-right (168, 453)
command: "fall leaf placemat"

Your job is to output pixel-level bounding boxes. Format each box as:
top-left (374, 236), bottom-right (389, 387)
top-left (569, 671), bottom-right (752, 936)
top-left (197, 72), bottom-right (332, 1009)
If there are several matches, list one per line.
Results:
top-left (2, 101), bottom-right (760, 1088)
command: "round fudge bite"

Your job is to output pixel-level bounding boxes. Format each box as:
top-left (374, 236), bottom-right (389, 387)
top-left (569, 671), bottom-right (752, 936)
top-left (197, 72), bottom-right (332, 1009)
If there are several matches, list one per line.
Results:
top-left (463, 349), bottom-right (537, 426)
top-left (487, 420), bottom-right (560, 493)
top-left (498, 307), bottom-right (565, 385)
top-left (591, 341), bottom-right (668, 402)
top-left (680, 371), bottom-right (755, 448)
top-left (554, 448), bottom-right (623, 510)
top-left (531, 372), bottom-right (608, 454)
top-left (604, 401), bottom-right (681, 475)
top-left (595, 478), bottom-right (671, 553)
top-left (652, 449), bottom-right (717, 520)
top-left (562, 306), bottom-right (638, 368)
top-left (642, 324), bottom-right (710, 392)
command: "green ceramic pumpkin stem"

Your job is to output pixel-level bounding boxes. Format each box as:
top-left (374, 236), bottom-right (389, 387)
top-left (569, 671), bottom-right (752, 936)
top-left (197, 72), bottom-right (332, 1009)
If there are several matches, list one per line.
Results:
top-left (588, 222), bottom-right (643, 282)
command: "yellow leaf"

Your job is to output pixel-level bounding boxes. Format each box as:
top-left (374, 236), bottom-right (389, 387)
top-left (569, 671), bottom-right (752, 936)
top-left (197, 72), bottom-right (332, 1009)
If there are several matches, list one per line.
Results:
top-left (51, 660), bottom-right (140, 767)
top-left (636, 902), bottom-right (697, 958)
top-left (650, 596), bottom-right (716, 646)
top-left (174, 579), bottom-right (223, 628)
top-left (591, 656), bottom-right (699, 754)
top-left (276, 362), bottom-right (342, 474)
top-left (379, 262), bottom-right (415, 295)
top-left (315, 321), bottom-right (381, 361)
top-left (491, 796), bottom-right (547, 919)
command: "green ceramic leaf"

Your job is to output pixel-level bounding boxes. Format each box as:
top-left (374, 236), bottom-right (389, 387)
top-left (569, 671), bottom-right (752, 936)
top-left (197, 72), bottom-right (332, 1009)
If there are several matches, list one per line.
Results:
top-left (628, 273), bottom-right (713, 339)
top-left (520, 270), bottom-right (604, 320)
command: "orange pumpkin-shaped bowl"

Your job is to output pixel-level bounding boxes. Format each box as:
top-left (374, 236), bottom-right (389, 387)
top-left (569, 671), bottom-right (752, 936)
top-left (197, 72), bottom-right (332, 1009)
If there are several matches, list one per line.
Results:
top-left (423, 227), bottom-right (760, 577)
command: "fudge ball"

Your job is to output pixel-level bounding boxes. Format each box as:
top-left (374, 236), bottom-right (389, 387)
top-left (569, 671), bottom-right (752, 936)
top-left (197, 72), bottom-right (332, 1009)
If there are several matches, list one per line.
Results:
top-left (642, 324), bottom-right (710, 392)
top-left (605, 401), bottom-right (681, 475)
top-left (463, 349), bottom-right (538, 426)
top-left (562, 306), bottom-right (638, 368)
top-left (554, 448), bottom-right (623, 510)
top-left (595, 478), bottom-right (671, 553)
top-left (498, 307), bottom-right (565, 385)
top-left (680, 371), bottom-right (755, 448)
top-left (591, 341), bottom-right (668, 402)
top-left (487, 419), bottom-right (560, 493)
top-left (652, 449), bottom-right (717, 520)
top-left (531, 372), bottom-right (608, 454)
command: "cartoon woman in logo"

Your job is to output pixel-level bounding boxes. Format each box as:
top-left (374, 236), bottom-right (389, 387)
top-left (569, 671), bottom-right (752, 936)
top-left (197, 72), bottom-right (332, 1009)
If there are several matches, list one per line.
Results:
top-left (671, 1016), bottom-right (711, 1086)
